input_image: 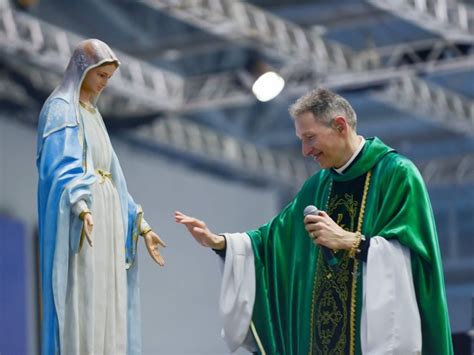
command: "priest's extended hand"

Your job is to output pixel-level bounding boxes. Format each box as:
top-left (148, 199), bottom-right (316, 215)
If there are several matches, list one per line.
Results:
top-left (174, 211), bottom-right (225, 250)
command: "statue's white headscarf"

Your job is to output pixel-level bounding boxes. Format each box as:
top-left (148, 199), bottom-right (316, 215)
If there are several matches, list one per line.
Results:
top-left (53, 38), bottom-right (120, 108)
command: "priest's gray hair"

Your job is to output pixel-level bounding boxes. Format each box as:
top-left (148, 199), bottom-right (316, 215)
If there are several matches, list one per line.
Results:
top-left (289, 88), bottom-right (357, 129)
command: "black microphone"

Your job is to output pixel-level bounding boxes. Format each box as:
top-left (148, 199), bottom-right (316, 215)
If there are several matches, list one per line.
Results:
top-left (304, 205), bottom-right (339, 272)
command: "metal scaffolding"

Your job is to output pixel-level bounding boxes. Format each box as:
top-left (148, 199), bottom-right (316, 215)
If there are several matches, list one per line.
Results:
top-left (129, 116), bottom-right (313, 186)
top-left (145, 1), bottom-right (474, 117)
top-left (419, 153), bottom-right (474, 184)
top-left (180, 38), bottom-right (474, 112)
top-left (128, 115), bottom-right (474, 186)
top-left (142, 0), bottom-right (360, 72)
top-left (0, 1), bottom-right (472, 187)
top-left (373, 76), bottom-right (474, 135)
top-left (0, 4), bottom-right (184, 111)
top-left (368, 0), bottom-right (474, 42)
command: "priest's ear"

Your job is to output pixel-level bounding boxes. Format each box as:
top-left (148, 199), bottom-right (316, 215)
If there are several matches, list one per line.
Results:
top-left (332, 116), bottom-right (348, 133)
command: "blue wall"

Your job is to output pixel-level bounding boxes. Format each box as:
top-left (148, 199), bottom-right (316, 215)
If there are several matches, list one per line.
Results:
top-left (0, 215), bottom-right (28, 355)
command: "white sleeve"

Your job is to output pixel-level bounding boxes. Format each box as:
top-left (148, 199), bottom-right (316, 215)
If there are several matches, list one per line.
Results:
top-left (361, 237), bottom-right (422, 355)
top-left (140, 217), bottom-right (151, 234)
top-left (218, 232), bottom-right (258, 353)
top-left (71, 199), bottom-right (88, 217)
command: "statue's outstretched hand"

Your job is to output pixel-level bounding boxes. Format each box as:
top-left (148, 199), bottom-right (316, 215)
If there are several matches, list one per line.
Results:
top-left (83, 213), bottom-right (94, 247)
top-left (143, 230), bottom-right (166, 266)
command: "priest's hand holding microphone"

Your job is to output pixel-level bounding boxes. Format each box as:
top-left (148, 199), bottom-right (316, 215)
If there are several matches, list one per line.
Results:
top-left (303, 205), bottom-right (362, 264)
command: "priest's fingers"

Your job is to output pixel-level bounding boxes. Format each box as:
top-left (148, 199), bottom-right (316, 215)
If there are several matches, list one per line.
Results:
top-left (174, 211), bottom-right (187, 222)
top-left (184, 217), bottom-right (206, 228)
top-left (304, 215), bottom-right (325, 226)
top-left (305, 221), bottom-right (325, 233)
top-left (175, 211), bottom-right (206, 227)
top-left (174, 212), bottom-right (192, 225)
top-left (317, 210), bottom-right (330, 218)
top-left (304, 214), bottom-right (328, 225)
top-left (174, 211), bottom-right (199, 224)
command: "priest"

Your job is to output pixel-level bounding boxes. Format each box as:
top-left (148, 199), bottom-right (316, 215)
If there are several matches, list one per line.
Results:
top-left (175, 88), bottom-right (453, 355)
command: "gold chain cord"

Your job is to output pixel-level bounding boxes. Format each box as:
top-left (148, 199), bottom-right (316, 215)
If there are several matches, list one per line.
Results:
top-left (96, 169), bottom-right (112, 184)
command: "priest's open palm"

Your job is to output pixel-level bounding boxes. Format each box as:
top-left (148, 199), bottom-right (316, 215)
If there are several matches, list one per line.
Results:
top-left (174, 211), bottom-right (224, 249)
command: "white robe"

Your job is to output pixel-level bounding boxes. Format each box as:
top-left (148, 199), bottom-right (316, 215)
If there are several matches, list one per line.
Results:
top-left (219, 233), bottom-right (422, 354)
top-left (63, 106), bottom-right (127, 355)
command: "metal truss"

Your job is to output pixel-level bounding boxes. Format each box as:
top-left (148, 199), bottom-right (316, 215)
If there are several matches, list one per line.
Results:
top-left (180, 38), bottom-right (474, 111)
top-left (367, 0), bottom-right (474, 42)
top-left (144, 0), bottom-right (474, 111)
top-left (129, 115), bottom-right (314, 187)
top-left (128, 115), bottom-right (474, 187)
top-left (0, 3), bottom-right (184, 112)
top-left (140, 0), bottom-right (474, 186)
top-left (141, 0), bottom-right (360, 73)
top-left (418, 154), bottom-right (474, 184)
top-left (373, 76), bottom-right (474, 135)
top-left (358, 37), bottom-right (474, 71)
top-left (1, 57), bottom-right (151, 119)
top-left (1, 1), bottom-right (472, 187)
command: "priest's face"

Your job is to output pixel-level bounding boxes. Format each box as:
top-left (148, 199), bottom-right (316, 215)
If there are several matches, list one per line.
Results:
top-left (295, 111), bottom-right (347, 169)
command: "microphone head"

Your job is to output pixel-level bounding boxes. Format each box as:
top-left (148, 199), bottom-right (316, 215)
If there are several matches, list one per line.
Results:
top-left (303, 205), bottom-right (319, 216)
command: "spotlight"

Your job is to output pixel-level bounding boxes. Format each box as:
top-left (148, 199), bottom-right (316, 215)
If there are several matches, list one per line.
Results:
top-left (239, 58), bottom-right (285, 102)
top-left (252, 70), bottom-right (285, 102)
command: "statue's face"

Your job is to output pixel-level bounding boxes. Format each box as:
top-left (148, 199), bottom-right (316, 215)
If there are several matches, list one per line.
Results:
top-left (81, 63), bottom-right (117, 97)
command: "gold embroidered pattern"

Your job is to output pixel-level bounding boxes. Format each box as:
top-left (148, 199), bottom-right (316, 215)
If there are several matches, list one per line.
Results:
top-left (309, 179), bottom-right (333, 354)
top-left (312, 254), bottom-right (352, 354)
top-left (309, 171), bottom-right (372, 355)
top-left (327, 193), bottom-right (359, 232)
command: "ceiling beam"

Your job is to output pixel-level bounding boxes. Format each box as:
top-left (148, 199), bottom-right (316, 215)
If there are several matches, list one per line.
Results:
top-left (141, 0), bottom-right (360, 72)
top-left (179, 38), bottom-right (474, 112)
top-left (143, 1), bottom-right (474, 116)
top-left (128, 115), bottom-right (474, 186)
top-left (372, 75), bottom-right (474, 135)
top-left (418, 153), bottom-right (474, 184)
top-left (367, 0), bottom-right (474, 42)
top-left (0, 4), bottom-right (184, 112)
top-left (1, 1), bottom-right (472, 187)
top-left (129, 115), bottom-right (313, 187)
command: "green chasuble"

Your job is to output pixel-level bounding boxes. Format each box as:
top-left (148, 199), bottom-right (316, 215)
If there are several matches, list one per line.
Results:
top-left (246, 137), bottom-right (453, 355)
